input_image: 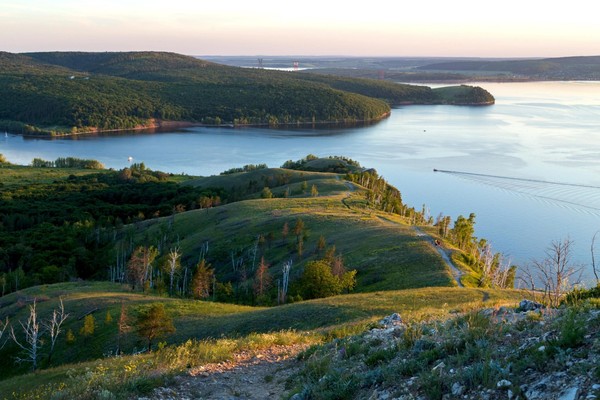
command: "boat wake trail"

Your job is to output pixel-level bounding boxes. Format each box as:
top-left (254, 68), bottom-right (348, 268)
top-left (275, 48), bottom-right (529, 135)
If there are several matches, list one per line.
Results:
top-left (434, 169), bottom-right (600, 216)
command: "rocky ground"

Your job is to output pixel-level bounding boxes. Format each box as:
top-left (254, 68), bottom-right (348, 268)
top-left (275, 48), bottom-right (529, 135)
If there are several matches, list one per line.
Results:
top-left (142, 344), bottom-right (307, 400)
top-left (290, 301), bottom-right (600, 400)
top-left (141, 301), bottom-right (600, 400)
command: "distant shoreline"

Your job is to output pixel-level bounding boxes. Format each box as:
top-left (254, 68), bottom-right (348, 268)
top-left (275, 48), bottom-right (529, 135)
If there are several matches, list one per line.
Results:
top-left (14, 113), bottom-right (395, 138)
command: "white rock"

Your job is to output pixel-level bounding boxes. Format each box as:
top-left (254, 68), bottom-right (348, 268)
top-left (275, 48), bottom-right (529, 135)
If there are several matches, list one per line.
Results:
top-left (538, 345), bottom-right (546, 352)
top-left (451, 382), bottom-right (465, 396)
top-left (497, 379), bottom-right (512, 389)
top-left (559, 387), bottom-right (579, 400)
top-left (431, 361), bottom-right (445, 371)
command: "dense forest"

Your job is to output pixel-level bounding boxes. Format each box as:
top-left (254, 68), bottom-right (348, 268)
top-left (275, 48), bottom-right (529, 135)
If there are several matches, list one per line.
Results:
top-left (0, 51), bottom-right (493, 135)
top-left (417, 55), bottom-right (600, 80)
top-left (0, 160), bottom-right (227, 291)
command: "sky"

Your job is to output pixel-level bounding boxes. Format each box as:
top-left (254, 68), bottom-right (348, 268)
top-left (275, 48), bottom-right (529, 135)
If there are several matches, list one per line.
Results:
top-left (2, 0), bottom-right (599, 57)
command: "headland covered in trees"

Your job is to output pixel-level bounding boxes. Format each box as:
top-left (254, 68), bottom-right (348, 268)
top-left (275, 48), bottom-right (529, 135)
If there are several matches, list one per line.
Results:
top-left (0, 51), bottom-right (494, 136)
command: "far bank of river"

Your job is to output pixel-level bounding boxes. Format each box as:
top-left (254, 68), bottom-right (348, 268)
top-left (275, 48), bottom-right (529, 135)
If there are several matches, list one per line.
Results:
top-left (2, 81), bottom-right (600, 284)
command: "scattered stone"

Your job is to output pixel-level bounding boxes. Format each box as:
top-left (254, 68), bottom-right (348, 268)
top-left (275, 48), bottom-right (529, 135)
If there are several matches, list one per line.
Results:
top-left (379, 313), bottom-right (403, 328)
top-left (451, 382), bottom-right (465, 396)
top-left (497, 379), bottom-right (512, 389)
top-left (559, 386), bottom-right (579, 400)
top-left (518, 299), bottom-right (544, 312)
top-left (431, 361), bottom-right (445, 372)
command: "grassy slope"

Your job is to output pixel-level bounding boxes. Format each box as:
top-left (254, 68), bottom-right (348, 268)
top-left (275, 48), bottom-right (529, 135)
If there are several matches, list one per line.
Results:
top-left (0, 281), bottom-right (525, 393)
top-left (0, 165), bottom-right (109, 188)
top-left (0, 162), bottom-right (528, 396)
top-left (137, 172), bottom-right (453, 292)
top-left (183, 167), bottom-right (337, 191)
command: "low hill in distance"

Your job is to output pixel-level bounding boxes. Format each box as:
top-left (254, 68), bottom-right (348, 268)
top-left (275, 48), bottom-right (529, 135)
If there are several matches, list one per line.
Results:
top-left (0, 51), bottom-right (493, 136)
top-left (417, 55), bottom-right (600, 80)
top-left (205, 55), bottom-right (600, 82)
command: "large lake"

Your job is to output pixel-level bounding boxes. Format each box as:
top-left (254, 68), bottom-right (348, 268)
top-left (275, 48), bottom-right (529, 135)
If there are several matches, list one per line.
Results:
top-left (2, 81), bottom-right (600, 284)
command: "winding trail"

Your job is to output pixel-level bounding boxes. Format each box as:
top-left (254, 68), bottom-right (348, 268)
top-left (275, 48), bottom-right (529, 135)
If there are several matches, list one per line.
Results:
top-left (413, 226), bottom-right (464, 287)
top-left (337, 176), bottom-right (464, 287)
top-left (144, 344), bottom-right (307, 400)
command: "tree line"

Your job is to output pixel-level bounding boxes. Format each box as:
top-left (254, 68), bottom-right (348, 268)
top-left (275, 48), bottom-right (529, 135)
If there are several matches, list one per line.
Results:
top-left (0, 164), bottom-right (228, 295)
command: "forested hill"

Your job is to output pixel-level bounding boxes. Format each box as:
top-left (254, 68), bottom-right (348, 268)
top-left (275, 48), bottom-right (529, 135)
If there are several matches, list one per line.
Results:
top-left (0, 51), bottom-right (493, 135)
top-left (418, 55), bottom-right (600, 80)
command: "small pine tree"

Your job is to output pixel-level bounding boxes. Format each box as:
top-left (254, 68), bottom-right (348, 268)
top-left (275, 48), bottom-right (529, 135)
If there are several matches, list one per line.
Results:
top-left (65, 329), bottom-right (75, 344)
top-left (80, 314), bottom-right (95, 339)
top-left (191, 259), bottom-right (214, 299)
top-left (253, 257), bottom-right (272, 297)
top-left (282, 222), bottom-right (289, 243)
top-left (311, 184), bottom-right (319, 197)
top-left (317, 235), bottom-right (326, 254)
top-left (261, 187), bottom-right (273, 199)
top-left (297, 239), bottom-right (304, 258)
top-left (116, 302), bottom-right (129, 355)
top-left (135, 303), bottom-right (176, 352)
top-left (293, 218), bottom-right (304, 242)
top-left (105, 310), bottom-right (113, 325)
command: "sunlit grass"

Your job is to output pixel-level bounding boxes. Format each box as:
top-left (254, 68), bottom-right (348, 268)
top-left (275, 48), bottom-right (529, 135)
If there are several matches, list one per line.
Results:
top-left (0, 281), bottom-right (525, 398)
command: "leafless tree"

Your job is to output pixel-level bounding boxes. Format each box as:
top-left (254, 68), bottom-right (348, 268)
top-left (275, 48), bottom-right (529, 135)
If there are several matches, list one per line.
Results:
top-left (166, 246), bottom-right (181, 295)
top-left (127, 246), bottom-right (158, 291)
top-left (43, 298), bottom-right (69, 364)
top-left (10, 300), bottom-right (41, 370)
top-left (0, 316), bottom-right (9, 350)
top-left (591, 231), bottom-right (600, 285)
top-left (521, 238), bottom-right (582, 307)
top-left (279, 259), bottom-right (292, 304)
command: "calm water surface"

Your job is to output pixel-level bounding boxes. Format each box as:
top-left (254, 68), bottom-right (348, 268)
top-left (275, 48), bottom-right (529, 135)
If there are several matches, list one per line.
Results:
top-left (2, 81), bottom-right (600, 283)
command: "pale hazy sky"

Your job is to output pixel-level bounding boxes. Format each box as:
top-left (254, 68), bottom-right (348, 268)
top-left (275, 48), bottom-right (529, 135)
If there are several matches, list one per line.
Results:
top-left (2, 0), bottom-right (599, 57)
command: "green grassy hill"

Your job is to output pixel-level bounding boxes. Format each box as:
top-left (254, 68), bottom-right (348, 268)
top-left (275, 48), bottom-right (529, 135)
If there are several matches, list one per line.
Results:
top-left (0, 156), bottom-right (532, 398)
top-left (134, 183), bottom-right (454, 292)
top-left (0, 281), bottom-right (524, 396)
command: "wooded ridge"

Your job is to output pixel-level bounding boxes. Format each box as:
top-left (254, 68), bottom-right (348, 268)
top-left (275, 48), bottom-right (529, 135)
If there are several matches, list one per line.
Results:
top-left (0, 51), bottom-right (494, 135)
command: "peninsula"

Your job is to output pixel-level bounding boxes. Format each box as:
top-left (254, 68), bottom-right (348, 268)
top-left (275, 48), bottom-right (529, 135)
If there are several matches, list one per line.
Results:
top-left (0, 52), bottom-right (494, 136)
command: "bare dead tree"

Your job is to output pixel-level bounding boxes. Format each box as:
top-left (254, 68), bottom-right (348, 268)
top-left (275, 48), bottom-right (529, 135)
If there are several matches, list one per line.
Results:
top-left (0, 316), bottom-right (9, 350)
top-left (591, 231), bottom-right (600, 285)
top-left (280, 259), bottom-right (292, 304)
top-left (43, 298), bottom-right (69, 364)
top-left (10, 300), bottom-right (41, 370)
top-left (521, 238), bottom-right (582, 307)
top-left (166, 246), bottom-right (181, 295)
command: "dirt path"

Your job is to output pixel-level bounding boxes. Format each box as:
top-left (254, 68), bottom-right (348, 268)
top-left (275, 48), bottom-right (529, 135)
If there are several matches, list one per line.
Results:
top-left (143, 344), bottom-right (307, 400)
top-left (412, 226), bottom-right (464, 287)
